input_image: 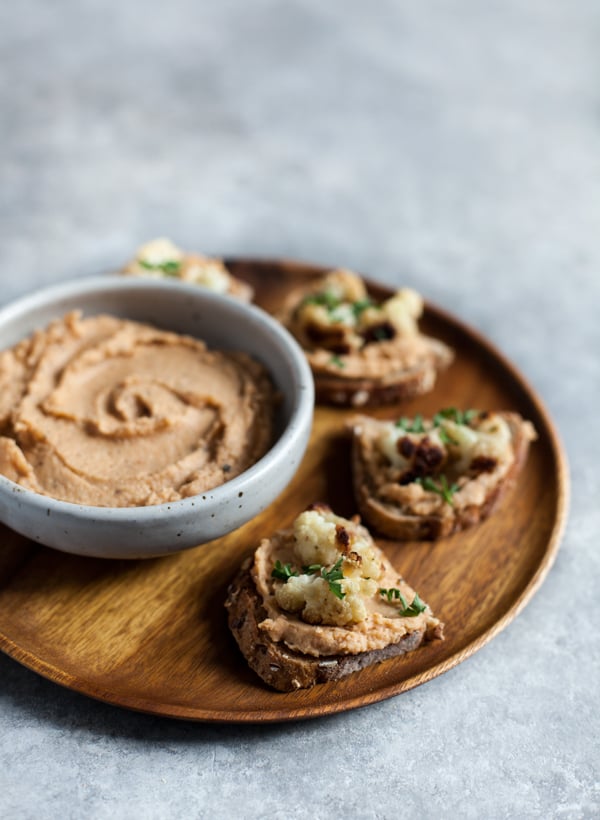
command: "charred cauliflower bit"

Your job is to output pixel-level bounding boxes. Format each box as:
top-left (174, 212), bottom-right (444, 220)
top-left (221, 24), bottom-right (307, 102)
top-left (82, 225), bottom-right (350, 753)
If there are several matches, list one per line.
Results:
top-left (273, 506), bottom-right (382, 626)
top-left (123, 238), bottom-right (231, 293)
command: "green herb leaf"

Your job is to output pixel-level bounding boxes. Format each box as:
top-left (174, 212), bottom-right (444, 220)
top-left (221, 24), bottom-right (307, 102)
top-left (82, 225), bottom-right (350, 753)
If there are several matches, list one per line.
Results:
top-left (329, 354), bottom-right (345, 368)
top-left (379, 588), bottom-right (427, 617)
top-left (416, 474), bottom-right (460, 505)
top-left (351, 298), bottom-right (375, 317)
top-left (401, 592), bottom-right (427, 617)
top-left (379, 587), bottom-right (401, 603)
top-left (433, 407), bottom-right (478, 427)
top-left (301, 558), bottom-right (346, 598)
top-left (321, 557), bottom-right (346, 599)
top-left (301, 290), bottom-right (341, 311)
top-left (438, 427), bottom-right (458, 446)
top-left (395, 414), bottom-right (425, 433)
top-left (139, 258), bottom-right (182, 276)
top-left (271, 560), bottom-right (298, 581)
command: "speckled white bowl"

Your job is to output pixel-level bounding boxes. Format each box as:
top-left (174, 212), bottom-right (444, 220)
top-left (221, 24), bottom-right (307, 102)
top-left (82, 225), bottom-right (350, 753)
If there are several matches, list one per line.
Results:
top-left (0, 276), bottom-right (314, 558)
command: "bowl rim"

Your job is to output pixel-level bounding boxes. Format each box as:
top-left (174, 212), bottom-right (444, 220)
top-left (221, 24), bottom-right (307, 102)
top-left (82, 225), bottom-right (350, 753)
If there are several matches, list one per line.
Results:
top-left (0, 275), bottom-right (314, 519)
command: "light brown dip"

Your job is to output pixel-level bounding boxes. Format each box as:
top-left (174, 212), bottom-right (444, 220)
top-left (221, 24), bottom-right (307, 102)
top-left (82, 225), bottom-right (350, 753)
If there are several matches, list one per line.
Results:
top-left (0, 312), bottom-right (275, 507)
top-left (252, 531), bottom-right (442, 657)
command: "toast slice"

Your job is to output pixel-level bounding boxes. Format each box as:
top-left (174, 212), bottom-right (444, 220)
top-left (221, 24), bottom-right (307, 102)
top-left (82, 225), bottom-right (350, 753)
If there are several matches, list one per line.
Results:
top-left (121, 238), bottom-right (254, 301)
top-left (278, 268), bottom-right (453, 407)
top-left (350, 409), bottom-right (536, 540)
top-left (225, 505), bottom-right (443, 692)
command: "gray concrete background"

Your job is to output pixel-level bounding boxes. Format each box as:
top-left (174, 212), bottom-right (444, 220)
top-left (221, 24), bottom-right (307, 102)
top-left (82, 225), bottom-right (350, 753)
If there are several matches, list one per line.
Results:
top-left (0, 1), bottom-right (598, 818)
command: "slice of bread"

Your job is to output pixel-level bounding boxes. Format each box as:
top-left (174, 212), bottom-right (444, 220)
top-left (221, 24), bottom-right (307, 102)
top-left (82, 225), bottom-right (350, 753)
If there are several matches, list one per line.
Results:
top-left (278, 269), bottom-right (453, 407)
top-left (225, 505), bottom-right (443, 692)
top-left (350, 410), bottom-right (536, 540)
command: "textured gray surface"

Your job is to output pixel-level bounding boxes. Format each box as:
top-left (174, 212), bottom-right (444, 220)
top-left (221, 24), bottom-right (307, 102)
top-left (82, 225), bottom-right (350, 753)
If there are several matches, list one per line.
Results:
top-left (0, 1), bottom-right (598, 818)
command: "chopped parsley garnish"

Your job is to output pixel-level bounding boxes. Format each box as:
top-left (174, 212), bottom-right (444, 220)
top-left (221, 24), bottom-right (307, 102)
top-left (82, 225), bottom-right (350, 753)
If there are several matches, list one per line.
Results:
top-left (139, 258), bottom-right (182, 276)
top-left (438, 427), bottom-right (458, 446)
top-left (433, 407), bottom-right (478, 427)
top-left (329, 354), bottom-right (345, 368)
top-left (271, 561), bottom-right (298, 581)
top-left (379, 588), bottom-right (427, 617)
top-left (301, 290), bottom-right (341, 311)
top-left (351, 298), bottom-right (376, 317)
top-left (416, 474), bottom-right (460, 505)
top-left (395, 414), bottom-right (425, 433)
top-left (303, 557), bottom-right (346, 600)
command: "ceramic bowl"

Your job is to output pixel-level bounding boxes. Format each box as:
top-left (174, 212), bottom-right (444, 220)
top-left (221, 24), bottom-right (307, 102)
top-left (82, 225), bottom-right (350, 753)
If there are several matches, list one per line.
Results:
top-left (0, 276), bottom-right (314, 558)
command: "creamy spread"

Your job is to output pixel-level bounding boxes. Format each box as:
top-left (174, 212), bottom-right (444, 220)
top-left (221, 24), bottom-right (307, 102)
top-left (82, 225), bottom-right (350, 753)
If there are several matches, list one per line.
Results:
top-left (252, 506), bottom-right (442, 657)
top-left (0, 312), bottom-right (274, 507)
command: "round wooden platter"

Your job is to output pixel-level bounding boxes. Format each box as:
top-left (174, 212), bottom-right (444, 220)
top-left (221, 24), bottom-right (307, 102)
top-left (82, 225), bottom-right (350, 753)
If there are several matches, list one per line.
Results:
top-left (0, 259), bottom-right (569, 723)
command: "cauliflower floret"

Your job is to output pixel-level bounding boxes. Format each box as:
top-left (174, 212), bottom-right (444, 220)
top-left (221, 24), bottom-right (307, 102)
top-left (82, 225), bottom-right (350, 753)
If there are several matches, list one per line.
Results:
top-left (134, 237), bottom-right (183, 270)
top-left (442, 414), bottom-right (512, 473)
top-left (293, 510), bottom-right (340, 567)
top-left (275, 573), bottom-right (317, 613)
top-left (343, 532), bottom-right (382, 580)
top-left (183, 258), bottom-right (230, 292)
top-left (274, 573), bottom-right (378, 626)
top-left (440, 419), bottom-right (479, 451)
top-left (380, 288), bottom-right (423, 336)
top-left (477, 414), bottom-right (512, 451)
top-left (322, 269), bottom-right (368, 303)
top-left (327, 303), bottom-right (357, 326)
top-left (292, 507), bottom-right (382, 580)
top-left (273, 507), bottom-right (385, 626)
top-left (378, 423), bottom-right (411, 470)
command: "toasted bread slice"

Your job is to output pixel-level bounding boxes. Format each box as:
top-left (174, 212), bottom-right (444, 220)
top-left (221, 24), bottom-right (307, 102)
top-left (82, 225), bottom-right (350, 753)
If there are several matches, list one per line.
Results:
top-left (121, 238), bottom-right (253, 301)
top-left (278, 269), bottom-right (453, 407)
top-left (225, 505), bottom-right (443, 692)
top-left (350, 410), bottom-right (536, 540)
top-left (312, 338), bottom-right (452, 407)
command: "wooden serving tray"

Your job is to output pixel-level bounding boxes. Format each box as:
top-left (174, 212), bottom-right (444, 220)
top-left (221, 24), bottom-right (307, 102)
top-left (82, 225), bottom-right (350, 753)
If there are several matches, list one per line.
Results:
top-left (0, 260), bottom-right (568, 722)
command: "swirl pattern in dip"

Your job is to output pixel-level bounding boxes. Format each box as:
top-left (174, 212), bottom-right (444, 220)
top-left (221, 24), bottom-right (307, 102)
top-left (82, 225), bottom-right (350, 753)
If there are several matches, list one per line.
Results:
top-left (0, 312), bottom-right (275, 507)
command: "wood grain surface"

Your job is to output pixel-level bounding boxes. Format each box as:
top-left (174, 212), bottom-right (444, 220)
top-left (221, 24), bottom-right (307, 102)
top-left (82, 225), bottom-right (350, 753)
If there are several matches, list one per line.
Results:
top-left (0, 260), bottom-right (569, 722)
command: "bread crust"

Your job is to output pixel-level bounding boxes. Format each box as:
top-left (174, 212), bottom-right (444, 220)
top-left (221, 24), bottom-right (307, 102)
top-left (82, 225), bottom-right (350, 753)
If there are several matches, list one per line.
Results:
top-left (314, 345), bottom-right (448, 407)
top-left (351, 412), bottom-right (534, 540)
top-left (226, 561), bottom-right (440, 692)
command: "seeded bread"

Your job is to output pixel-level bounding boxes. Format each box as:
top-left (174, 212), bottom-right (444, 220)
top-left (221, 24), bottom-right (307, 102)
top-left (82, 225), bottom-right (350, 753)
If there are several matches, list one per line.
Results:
top-left (225, 506), bottom-right (443, 692)
top-left (226, 563), bottom-right (440, 691)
